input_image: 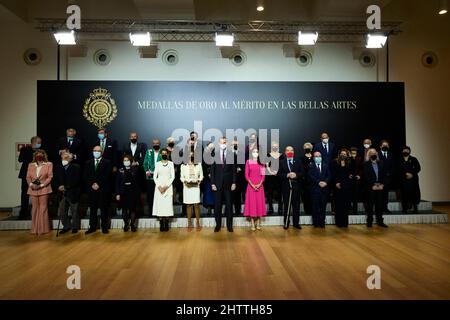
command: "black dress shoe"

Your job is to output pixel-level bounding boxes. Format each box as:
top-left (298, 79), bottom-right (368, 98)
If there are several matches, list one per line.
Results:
top-left (377, 222), bottom-right (388, 228)
top-left (366, 222), bottom-right (373, 228)
top-left (102, 229), bottom-right (109, 234)
top-left (227, 227), bottom-right (234, 232)
top-left (72, 229), bottom-right (78, 234)
top-left (59, 229), bottom-right (70, 234)
top-left (85, 229), bottom-right (95, 234)
top-left (283, 226), bottom-right (289, 230)
top-left (131, 225), bottom-right (137, 232)
top-left (293, 224), bottom-right (302, 230)
top-left (123, 225), bottom-right (129, 232)
top-left (214, 226), bottom-right (221, 232)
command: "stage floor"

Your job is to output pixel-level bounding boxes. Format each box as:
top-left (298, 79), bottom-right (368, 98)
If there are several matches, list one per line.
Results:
top-left (0, 217), bottom-right (449, 299)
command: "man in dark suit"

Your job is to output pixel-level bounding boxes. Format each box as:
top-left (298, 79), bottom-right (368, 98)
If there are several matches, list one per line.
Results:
top-left (359, 138), bottom-right (373, 162)
top-left (363, 148), bottom-right (388, 228)
top-left (312, 132), bottom-right (336, 166)
top-left (210, 137), bottom-right (237, 232)
top-left (95, 128), bottom-right (118, 172)
top-left (378, 140), bottom-right (396, 213)
top-left (121, 132), bottom-right (147, 166)
top-left (56, 128), bottom-right (84, 165)
top-left (231, 138), bottom-right (246, 216)
top-left (308, 151), bottom-right (331, 228)
top-left (84, 146), bottom-right (113, 234)
top-left (278, 146), bottom-right (302, 229)
top-left (55, 151), bottom-right (81, 233)
top-left (17, 136), bottom-right (42, 219)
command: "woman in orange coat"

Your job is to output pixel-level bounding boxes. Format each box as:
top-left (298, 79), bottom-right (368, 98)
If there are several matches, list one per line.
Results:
top-left (26, 150), bottom-right (53, 235)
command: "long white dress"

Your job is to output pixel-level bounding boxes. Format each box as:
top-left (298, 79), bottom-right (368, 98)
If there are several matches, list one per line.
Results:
top-left (152, 161), bottom-right (175, 217)
top-left (180, 163), bottom-right (204, 204)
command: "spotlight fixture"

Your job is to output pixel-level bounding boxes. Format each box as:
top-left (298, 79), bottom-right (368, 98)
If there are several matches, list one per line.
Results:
top-left (297, 31), bottom-right (318, 45)
top-left (129, 32), bottom-right (151, 46)
top-left (365, 33), bottom-right (388, 48)
top-left (215, 32), bottom-right (234, 46)
top-left (53, 30), bottom-right (76, 45)
top-left (439, 0), bottom-right (448, 14)
top-left (256, 0), bottom-right (264, 11)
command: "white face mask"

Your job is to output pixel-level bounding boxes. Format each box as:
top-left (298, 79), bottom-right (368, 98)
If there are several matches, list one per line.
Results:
top-left (219, 143), bottom-right (227, 150)
top-left (62, 160), bottom-right (69, 166)
top-left (252, 152), bottom-right (259, 159)
top-left (322, 138), bottom-right (329, 144)
top-left (123, 160), bottom-right (131, 167)
top-left (364, 143), bottom-right (370, 149)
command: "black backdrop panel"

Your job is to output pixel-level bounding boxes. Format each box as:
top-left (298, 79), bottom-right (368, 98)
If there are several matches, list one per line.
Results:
top-left (37, 80), bottom-right (405, 160)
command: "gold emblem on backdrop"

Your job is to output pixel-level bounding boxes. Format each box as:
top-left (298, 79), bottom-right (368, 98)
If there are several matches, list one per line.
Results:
top-left (82, 87), bottom-right (118, 129)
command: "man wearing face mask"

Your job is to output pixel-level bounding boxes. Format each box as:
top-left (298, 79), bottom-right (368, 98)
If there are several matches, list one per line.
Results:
top-left (95, 128), bottom-right (118, 172)
top-left (122, 132), bottom-right (147, 167)
top-left (378, 140), bottom-right (396, 213)
top-left (56, 128), bottom-right (84, 165)
top-left (278, 146), bottom-right (302, 230)
top-left (55, 152), bottom-right (81, 234)
top-left (363, 149), bottom-right (388, 228)
top-left (398, 146), bottom-right (421, 213)
top-left (359, 138), bottom-right (373, 162)
top-left (143, 139), bottom-right (162, 216)
top-left (308, 151), bottom-right (331, 228)
top-left (312, 132), bottom-right (336, 166)
top-left (18, 136), bottom-right (42, 220)
top-left (210, 137), bottom-right (237, 232)
top-left (84, 146), bottom-right (113, 234)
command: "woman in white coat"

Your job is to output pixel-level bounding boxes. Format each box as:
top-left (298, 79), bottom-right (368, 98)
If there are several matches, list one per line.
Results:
top-left (180, 152), bottom-right (204, 231)
top-left (153, 148), bottom-right (175, 232)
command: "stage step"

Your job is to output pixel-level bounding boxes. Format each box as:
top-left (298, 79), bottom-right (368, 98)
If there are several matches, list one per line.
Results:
top-left (0, 211), bottom-right (447, 230)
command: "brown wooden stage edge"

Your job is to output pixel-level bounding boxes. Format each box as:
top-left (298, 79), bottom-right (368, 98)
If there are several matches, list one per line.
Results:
top-left (0, 220), bottom-right (449, 300)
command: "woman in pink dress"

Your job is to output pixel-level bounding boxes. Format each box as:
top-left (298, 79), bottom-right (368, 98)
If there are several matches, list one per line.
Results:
top-left (244, 148), bottom-right (267, 231)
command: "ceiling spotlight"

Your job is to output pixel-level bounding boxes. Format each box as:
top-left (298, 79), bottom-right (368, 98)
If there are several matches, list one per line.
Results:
top-left (256, 0), bottom-right (264, 11)
top-left (53, 30), bottom-right (76, 45)
top-left (129, 32), bottom-right (151, 46)
top-left (439, 0), bottom-right (448, 14)
top-left (298, 31), bottom-right (318, 45)
top-left (215, 32), bottom-right (234, 46)
top-left (365, 33), bottom-right (388, 48)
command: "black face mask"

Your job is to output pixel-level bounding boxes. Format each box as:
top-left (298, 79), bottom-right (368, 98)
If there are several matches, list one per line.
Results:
top-left (233, 145), bottom-right (238, 150)
top-left (402, 152), bottom-right (410, 157)
top-left (161, 154), bottom-right (168, 160)
top-left (370, 155), bottom-right (377, 161)
top-left (304, 148), bottom-right (311, 154)
top-left (130, 138), bottom-right (137, 144)
top-left (153, 145), bottom-right (160, 151)
top-left (168, 142), bottom-right (174, 148)
top-left (381, 146), bottom-right (389, 152)
top-left (190, 136), bottom-right (195, 141)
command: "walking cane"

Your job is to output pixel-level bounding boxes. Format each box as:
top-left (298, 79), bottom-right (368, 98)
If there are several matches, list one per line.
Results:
top-left (56, 191), bottom-right (65, 237)
top-left (284, 179), bottom-right (293, 229)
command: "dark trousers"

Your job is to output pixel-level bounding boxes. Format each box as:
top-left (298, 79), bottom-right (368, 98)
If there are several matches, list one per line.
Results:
top-left (335, 188), bottom-right (351, 227)
top-left (232, 182), bottom-right (245, 216)
top-left (366, 189), bottom-right (384, 224)
top-left (350, 180), bottom-right (362, 214)
top-left (282, 188), bottom-right (300, 227)
top-left (382, 180), bottom-right (392, 212)
top-left (87, 191), bottom-right (110, 231)
top-left (311, 189), bottom-right (328, 227)
top-left (146, 179), bottom-right (155, 216)
top-left (58, 196), bottom-right (80, 231)
top-left (301, 187), bottom-right (311, 216)
top-left (19, 178), bottom-right (30, 218)
top-left (214, 187), bottom-right (233, 229)
top-left (123, 209), bottom-right (137, 228)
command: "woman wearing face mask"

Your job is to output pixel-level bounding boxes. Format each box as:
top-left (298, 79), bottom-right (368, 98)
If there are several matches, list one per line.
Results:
top-left (301, 142), bottom-right (314, 216)
top-left (153, 148), bottom-right (175, 231)
top-left (332, 149), bottom-right (352, 227)
top-left (265, 141), bottom-right (283, 215)
top-left (398, 146), bottom-right (421, 213)
top-left (26, 150), bottom-right (53, 235)
top-left (244, 148), bottom-right (267, 231)
top-left (116, 155), bottom-right (141, 232)
top-left (180, 152), bottom-right (204, 231)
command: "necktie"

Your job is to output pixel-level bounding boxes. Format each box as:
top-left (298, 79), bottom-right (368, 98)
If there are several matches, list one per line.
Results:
top-left (100, 140), bottom-right (105, 151)
top-left (317, 164), bottom-right (321, 173)
top-left (222, 150), bottom-right (226, 167)
top-left (95, 159), bottom-right (99, 171)
top-left (288, 159), bottom-right (292, 171)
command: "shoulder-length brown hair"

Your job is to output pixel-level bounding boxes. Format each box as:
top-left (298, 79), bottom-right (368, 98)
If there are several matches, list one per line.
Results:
top-left (32, 149), bottom-right (48, 163)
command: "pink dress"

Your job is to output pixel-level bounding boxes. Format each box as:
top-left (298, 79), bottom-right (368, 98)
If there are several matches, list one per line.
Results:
top-left (244, 160), bottom-right (267, 217)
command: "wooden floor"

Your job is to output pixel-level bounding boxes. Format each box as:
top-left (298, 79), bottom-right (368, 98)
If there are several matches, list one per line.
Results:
top-left (0, 205), bottom-right (449, 300)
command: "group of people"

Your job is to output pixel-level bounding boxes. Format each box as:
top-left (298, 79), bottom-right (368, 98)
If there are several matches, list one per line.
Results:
top-left (18, 128), bottom-right (422, 235)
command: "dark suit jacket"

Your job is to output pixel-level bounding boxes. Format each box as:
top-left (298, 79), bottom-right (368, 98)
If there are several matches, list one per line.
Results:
top-left (363, 160), bottom-right (386, 190)
top-left (18, 146), bottom-right (35, 179)
top-left (55, 163), bottom-right (81, 202)
top-left (115, 166), bottom-right (140, 195)
top-left (378, 150), bottom-right (396, 184)
top-left (313, 142), bottom-right (336, 165)
top-left (56, 137), bottom-right (84, 163)
top-left (95, 138), bottom-right (118, 168)
top-left (121, 142), bottom-right (147, 165)
top-left (210, 150), bottom-right (236, 190)
top-left (278, 157), bottom-right (302, 192)
top-left (308, 162), bottom-right (331, 193)
top-left (83, 158), bottom-right (113, 193)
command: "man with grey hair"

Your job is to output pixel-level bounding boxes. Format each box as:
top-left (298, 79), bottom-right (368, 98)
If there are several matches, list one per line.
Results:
top-left (55, 151), bottom-right (81, 233)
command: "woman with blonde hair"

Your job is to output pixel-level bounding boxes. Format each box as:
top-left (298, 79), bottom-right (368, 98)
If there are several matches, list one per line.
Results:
top-left (26, 149), bottom-right (53, 235)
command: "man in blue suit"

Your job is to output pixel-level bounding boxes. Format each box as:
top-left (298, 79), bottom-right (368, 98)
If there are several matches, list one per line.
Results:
top-left (308, 151), bottom-right (331, 228)
top-left (312, 132), bottom-right (336, 166)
